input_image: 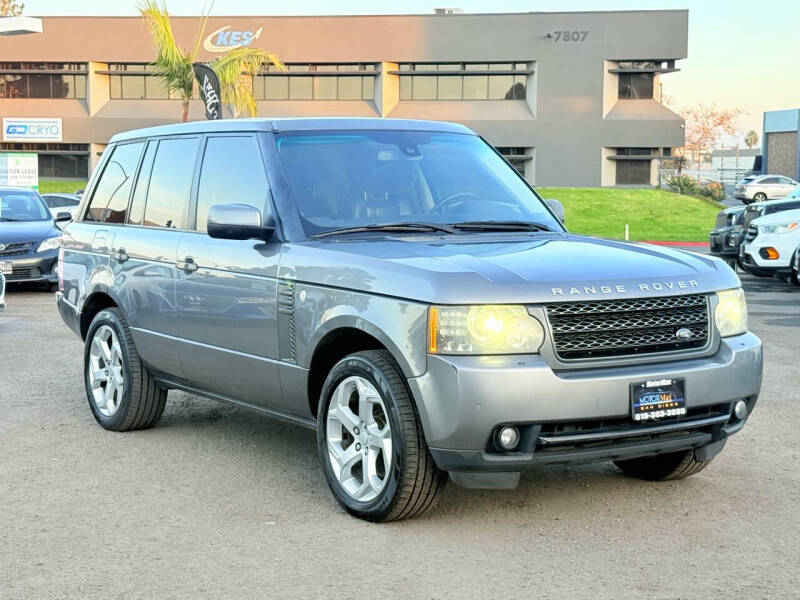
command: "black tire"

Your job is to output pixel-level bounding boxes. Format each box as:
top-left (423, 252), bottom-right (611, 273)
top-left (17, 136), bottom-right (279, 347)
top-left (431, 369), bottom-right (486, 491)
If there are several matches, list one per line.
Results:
top-left (790, 252), bottom-right (800, 286)
top-left (47, 282), bottom-right (58, 293)
top-left (83, 307), bottom-right (167, 431)
top-left (753, 192), bottom-right (767, 202)
top-left (614, 449), bottom-right (713, 481)
top-left (317, 350), bottom-right (445, 522)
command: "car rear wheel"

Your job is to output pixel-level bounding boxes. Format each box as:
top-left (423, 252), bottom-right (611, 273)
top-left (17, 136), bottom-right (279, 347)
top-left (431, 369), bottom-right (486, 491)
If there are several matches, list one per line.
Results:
top-left (753, 192), bottom-right (767, 202)
top-left (790, 251), bottom-right (800, 286)
top-left (84, 308), bottom-right (167, 431)
top-left (317, 350), bottom-right (445, 522)
top-left (614, 449), bottom-right (713, 481)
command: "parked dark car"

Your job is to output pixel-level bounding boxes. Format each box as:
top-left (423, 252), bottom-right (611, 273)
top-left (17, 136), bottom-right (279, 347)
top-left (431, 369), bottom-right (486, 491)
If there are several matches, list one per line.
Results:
top-left (0, 186), bottom-right (71, 291)
top-left (709, 206), bottom-right (746, 266)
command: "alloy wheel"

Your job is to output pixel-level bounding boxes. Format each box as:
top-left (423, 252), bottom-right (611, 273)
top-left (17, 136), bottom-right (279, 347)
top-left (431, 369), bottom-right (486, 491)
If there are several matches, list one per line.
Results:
top-left (326, 376), bottom-right (393, 502)
top-left (88, 325), bottom-right (125, 417)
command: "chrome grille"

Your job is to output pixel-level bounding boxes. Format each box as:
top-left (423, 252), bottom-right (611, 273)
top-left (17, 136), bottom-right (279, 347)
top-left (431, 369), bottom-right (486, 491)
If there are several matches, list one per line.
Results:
top-left (0, 242), bottom-right (34, 256)
top-left (745, 225), bottom-right (758, 243)
top-left (545, 294), bottom-right (710, 360)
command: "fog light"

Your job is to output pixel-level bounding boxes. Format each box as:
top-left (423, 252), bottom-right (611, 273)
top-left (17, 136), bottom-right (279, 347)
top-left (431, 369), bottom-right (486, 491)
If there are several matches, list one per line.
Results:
top-left (51, 263), bottom-right (59, 275)
top-left (495, 426), bottom-right (520, 451)
top-left (734, 400), bottom-right (748, 420)
top-left (759, 247), bottom-right (780, 260)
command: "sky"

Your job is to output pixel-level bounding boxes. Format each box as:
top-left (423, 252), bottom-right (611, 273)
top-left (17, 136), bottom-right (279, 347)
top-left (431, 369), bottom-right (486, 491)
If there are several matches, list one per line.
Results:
top-left (18, 0), bottom-right (800, 145)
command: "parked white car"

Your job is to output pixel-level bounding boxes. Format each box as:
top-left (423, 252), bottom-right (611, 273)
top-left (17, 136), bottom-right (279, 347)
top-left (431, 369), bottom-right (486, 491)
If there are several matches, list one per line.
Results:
top-left (734, 175), bottom-right (799, 204)
top-left (41, 193), bottom-right (81, 221)
top-left (740, 208), bottom-right (800, 279)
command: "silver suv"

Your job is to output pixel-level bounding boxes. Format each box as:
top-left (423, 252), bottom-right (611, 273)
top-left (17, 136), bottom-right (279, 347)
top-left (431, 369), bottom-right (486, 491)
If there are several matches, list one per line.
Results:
top-left (57, 119), bottom-right (762, 521)
top-left (734, 174), bottom-right (799, 204)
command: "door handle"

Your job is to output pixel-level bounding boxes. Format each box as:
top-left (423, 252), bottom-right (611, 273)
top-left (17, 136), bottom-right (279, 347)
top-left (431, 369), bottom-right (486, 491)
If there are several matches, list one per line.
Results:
top-left (176, 257), bottom-right (198, 273)
top-left (110, 248), bottom-right (129, 263)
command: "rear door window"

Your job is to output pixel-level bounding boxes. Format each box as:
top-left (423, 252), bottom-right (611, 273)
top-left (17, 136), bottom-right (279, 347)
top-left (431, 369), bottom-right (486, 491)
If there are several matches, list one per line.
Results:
top-left (142, 137), bottom-right (200, 229)
top-left (84, 142), bottom-right (144, 223)
top-left (194, 135), bottom-right (269, 232)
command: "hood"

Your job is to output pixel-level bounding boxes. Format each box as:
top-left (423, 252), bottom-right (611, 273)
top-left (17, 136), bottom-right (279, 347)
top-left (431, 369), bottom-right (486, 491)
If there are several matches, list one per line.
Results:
top-left (284, 232), bottom-right (740, 304)
top-left (0, 219), bottom-right (60, 245)
top-left (751, 208), bottom-right (800, 226)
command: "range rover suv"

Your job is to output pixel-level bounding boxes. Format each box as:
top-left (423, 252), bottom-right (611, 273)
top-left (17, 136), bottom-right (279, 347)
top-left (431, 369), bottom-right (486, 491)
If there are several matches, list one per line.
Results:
top-left (57, 119), bottom-right (762, 521)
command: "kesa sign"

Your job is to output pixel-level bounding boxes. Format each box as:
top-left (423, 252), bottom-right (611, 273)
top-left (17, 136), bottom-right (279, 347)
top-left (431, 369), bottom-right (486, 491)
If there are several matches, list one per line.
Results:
top-left (203, 26), bottom-right (263, 52)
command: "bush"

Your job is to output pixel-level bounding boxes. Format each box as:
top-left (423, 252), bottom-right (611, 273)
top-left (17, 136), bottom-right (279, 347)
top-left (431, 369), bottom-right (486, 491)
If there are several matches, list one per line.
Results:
top-left (667, 175), bottom-right (700, 196)
top-left (699, 181), bottom-right (726, 203)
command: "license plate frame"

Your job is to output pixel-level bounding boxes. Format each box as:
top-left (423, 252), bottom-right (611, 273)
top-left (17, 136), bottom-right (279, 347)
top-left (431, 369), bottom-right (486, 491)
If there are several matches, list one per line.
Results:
top-left (0, 261), bottom-right (12, 275)
top-left (630, 378), bottom-right (686, 422)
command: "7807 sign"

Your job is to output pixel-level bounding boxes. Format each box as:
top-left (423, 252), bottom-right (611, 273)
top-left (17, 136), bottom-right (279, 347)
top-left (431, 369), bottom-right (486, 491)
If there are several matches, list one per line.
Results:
top-left (549, 30), bottom-right (589, 42)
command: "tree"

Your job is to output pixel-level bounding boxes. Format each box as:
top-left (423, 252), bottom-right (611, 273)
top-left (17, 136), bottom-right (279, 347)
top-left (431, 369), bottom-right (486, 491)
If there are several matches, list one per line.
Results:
top-left (138, 0), bottom-right (283, 122)
top-left (682, 103), bottom-right (742, 166)
top-left (1, 0), bottom-right (24, 16)
top-left (745, 130), bottom-right (759, 149)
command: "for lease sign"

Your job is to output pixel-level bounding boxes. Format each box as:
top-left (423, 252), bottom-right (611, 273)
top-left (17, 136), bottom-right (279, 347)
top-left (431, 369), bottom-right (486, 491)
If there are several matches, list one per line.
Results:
top-left (0, 153), bottom-right (39, 188)
top-left (3, 117), bottom-right (62, 142)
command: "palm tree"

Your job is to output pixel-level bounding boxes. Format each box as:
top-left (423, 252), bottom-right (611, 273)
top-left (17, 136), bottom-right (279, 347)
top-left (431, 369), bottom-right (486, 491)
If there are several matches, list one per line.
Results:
top-left (138, 0), bottom-right (284, 122)
top-left (744, 130), bottom-right (759, 149)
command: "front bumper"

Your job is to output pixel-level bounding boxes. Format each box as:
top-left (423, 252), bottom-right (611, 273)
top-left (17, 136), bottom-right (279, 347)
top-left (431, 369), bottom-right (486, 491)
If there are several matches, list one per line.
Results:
top-left (409, 332), bottom-right (762, 473)
top-left (740, 237), bottom-right (794, 273)
top-left (1, 251), bottom-right (58, 283)
top-left (709, 229), bottom-right (744, 258)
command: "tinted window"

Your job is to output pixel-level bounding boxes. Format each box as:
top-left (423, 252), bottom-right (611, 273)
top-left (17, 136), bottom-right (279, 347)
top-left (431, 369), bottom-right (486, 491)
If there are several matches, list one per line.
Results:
top-left (0, 190), bottom-right (50, 221)
top-left (44, 195), bottom-right (79, 208)
top-left (761, 177), bottom-right (778, 184)
top-left (195, 136), bottom-right (269, 232)
top-left (618, 73), bottom-right (653, 99)
top-left (128, 141), bottom-right (156, 225)
top-left (84, 142), bottom-right (143, 223)
top-left (276, 131), bottom-right (561, 236)
top-left (142, 137), bottom-right (199, 229)
top-left (778, 177), bottom-right (793, 185)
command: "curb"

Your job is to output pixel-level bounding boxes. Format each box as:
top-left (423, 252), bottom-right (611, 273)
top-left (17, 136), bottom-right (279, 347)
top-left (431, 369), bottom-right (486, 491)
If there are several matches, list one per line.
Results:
top-left (640, 241), bottom-right (709, 247)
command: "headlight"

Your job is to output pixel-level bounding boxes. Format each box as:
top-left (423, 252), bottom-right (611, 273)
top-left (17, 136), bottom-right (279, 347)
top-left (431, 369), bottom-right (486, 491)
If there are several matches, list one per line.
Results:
top-left (428, 305), bottom-right (544, 355)
top-left (761, 222), bottom-right (799, 234)
top-left (714, 288), bottom-right (747, 337)
top-left (36, 236), bottom-right (60, 253)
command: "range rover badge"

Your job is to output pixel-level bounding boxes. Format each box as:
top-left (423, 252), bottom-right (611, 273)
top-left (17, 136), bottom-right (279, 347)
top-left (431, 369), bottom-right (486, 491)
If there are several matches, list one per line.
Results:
top-left (675, 328), bottom-right (693, 340)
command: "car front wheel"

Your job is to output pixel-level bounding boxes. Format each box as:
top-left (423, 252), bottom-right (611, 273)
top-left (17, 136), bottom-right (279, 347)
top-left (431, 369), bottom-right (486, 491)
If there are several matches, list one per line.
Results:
top-left (317, 350), bottom-right (445, 522)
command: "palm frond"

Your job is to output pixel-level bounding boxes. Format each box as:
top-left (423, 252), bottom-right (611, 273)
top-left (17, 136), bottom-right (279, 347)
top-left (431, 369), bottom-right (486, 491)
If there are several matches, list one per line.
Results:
top-left (209, 47), bottom-right (283, 117)
top-left (189, 0), bottom-right (215, 62)
top-left (138, 0), bottom-right (194, 102)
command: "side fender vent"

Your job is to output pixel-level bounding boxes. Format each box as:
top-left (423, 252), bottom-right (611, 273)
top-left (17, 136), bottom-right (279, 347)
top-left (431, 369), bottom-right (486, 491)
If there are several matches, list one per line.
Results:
top-left (278, 279), bottom-right (297, 363)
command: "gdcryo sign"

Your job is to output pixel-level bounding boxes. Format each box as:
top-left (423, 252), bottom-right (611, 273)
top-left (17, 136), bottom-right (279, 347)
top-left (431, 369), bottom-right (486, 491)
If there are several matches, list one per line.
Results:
top-left (203, 26), bottom-right (263, 52)
top-left (3, 118), bottom-right (62, 142)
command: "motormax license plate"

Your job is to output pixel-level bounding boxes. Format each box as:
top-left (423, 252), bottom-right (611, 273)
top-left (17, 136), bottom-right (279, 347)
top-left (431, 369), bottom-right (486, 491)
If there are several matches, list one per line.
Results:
top-left (0, 261), bottom-right (11, 275)
top-left (630, 378), bottom-right (686, 422)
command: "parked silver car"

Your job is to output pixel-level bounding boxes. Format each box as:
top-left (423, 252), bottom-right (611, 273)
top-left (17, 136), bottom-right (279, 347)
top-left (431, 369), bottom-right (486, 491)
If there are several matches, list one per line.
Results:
top-left (734, 174), bottom-right (799, 204)
top-left (42, 193), bottom-right (81, 221)
top-left (57, 119), bottom-right (762, 521)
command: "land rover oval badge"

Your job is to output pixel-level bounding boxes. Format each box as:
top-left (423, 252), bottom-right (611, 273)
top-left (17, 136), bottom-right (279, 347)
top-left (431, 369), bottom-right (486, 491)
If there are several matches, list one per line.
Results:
top-left (675, 328), bottom-right (693, 340)
top-left (0, 243), bottom-right (6, 252)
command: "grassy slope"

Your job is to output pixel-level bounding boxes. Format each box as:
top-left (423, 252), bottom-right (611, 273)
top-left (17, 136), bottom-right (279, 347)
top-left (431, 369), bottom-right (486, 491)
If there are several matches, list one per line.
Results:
top-left (37, 181), bottom-right (719, 242)
top-left (538, 187), bottom-right (721, 242)
top-left (38, 179), bottom-right (88, 194)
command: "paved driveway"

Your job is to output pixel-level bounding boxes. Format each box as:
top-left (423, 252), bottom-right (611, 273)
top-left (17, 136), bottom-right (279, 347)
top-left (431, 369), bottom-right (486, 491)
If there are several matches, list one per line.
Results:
top-left (1, 273), bottom-right (797, 599)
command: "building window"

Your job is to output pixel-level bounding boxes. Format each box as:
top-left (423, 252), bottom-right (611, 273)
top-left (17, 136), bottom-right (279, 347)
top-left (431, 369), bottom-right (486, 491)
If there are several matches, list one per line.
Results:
top-left (0, 142), bottom-right (90, 178)
top-left (618, 72), bottom-right (654, 99)
top-left (495, 147), bottom-right (530, 176)
top-left (0, 62), bottom-right (87, 99)
top-left (253, 63), bottom-right (376, 101)
top-left (397, 62), bottom-right (527, 101)
top-left (108, 63), bottom-right (193, 100)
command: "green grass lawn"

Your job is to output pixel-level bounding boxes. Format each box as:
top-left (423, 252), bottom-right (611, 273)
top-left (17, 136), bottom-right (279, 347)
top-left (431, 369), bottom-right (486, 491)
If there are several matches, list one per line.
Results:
top-left (38, 179), bottom-right (88, 194)
top-left (538, 188), bottom-right (721, 242)
top-left (35, 180), bottom-right (718, 242)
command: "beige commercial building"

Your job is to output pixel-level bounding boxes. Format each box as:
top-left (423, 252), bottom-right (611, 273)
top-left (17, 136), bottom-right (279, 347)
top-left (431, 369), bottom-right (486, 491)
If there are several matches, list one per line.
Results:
top-left (0, 10), bottom-right (687, 186)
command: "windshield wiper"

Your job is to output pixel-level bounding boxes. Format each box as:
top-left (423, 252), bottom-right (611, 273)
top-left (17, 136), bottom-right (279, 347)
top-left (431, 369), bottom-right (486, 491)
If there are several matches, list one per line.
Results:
top-left (312, 222), bottom-right (455, 238)
top-left (449, 220), bottom-right (553, 232)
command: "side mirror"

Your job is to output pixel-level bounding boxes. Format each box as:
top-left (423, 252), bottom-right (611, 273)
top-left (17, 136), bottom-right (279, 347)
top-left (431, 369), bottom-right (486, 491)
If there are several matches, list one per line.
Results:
top-left (544, 198), bottom-right (565, 224)
top-left (207, 203), bottom-right (274, 241)
top-left (56, 211), bottom-right (72, 222)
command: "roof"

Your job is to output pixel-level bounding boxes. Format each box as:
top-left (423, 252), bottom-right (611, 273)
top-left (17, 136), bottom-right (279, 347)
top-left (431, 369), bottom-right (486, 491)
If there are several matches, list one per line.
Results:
top-left (711, 148), bottom-right (760, 157)
top-left (0, 186), bottom-right (39, 193)
top-left (109, 117), bottom-right (475, 144)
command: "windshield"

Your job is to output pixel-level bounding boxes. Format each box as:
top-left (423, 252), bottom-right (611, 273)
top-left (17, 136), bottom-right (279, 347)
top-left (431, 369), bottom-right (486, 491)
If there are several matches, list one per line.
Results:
top-left (0, 189), bottom-right (51, 222)
top-left (275, 131), bottom-right (562, 237)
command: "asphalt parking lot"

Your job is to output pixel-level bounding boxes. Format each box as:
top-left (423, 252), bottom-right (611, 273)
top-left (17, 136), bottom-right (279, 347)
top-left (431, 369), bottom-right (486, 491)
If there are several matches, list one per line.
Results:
top-left (1, 270), bottom-right (798, 599)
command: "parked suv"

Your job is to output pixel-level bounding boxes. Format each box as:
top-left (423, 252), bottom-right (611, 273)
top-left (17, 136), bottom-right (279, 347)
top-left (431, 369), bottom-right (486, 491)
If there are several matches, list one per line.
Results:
top-left (733, 174), bottom-right (799, 204)
top-left (738, 197), bottom-right (800, 276)
top-left (0, 186), bottom-right (70, 291)
top-left (740, 208), bottom-right (800, 280)
top-left (57, 119), bottom-right (762, 521)
top-left (709, 206), bottom-right (746, 266)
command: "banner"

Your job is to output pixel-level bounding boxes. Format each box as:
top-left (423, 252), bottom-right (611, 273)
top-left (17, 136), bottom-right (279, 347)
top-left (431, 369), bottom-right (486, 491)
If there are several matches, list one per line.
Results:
top-left (192, 63), bottom-right (223, 120)
top-left (0, 153), bottom-right (38, 188)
